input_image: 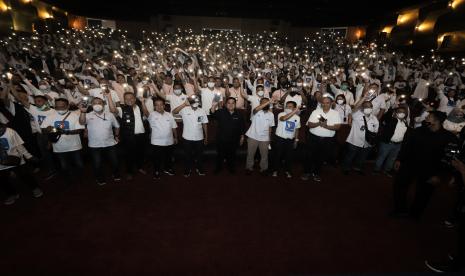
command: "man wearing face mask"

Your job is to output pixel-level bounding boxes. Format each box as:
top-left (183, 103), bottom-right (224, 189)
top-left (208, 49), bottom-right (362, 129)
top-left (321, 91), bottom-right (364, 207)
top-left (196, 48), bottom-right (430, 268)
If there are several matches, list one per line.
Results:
top-left (281, 86), bottom-right (307, 109)
top-left (241, 85), bottom-right (269, 119)
top-left (29, 94), bottom-right (58, 179)
top-left (199, 76), bottom-right (223, 115)
top-left (79, 97), bottom-right (120, 186)
top-left (42, 98), bottom-right (85, 181)
top-left (226, 77), bottom-right (245, 109)
top-left (374, 106), bottom-right (409, 177)
top-left (172, 96), bottom-right (209, 177)
top-left (108, 92), bottom-right (148, 180)
top-left (155, 82), bottom-right (187, 120)
top-left (271, 101), bottom-right (301, 178)
top-left (342, 101), bottom-right (379, 175)
top-left (390, 111), bottom-right (457, 219)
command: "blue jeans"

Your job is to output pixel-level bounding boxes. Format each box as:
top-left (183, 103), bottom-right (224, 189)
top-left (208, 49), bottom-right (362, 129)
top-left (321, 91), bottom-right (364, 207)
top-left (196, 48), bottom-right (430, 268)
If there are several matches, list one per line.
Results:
top-left (374, 142), bottom-right (401, 172)
top-left (342, 143), bottom-right (371, 171)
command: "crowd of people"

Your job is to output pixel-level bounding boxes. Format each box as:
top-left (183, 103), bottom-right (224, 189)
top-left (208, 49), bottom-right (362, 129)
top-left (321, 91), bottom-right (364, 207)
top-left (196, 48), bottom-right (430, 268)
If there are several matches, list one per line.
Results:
top-left (0, 26), bottom-right (464, 272)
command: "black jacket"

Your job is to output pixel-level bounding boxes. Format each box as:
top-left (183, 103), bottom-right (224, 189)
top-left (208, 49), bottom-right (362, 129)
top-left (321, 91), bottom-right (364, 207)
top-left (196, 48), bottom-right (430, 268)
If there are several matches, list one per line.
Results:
top-left (378, 114), bottom-right (409, 143)
top-left (210, 108), bottom-right (246, 143)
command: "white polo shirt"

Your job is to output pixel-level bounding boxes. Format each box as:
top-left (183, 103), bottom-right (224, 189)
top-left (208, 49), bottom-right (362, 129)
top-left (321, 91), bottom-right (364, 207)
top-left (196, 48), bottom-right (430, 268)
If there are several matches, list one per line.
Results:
top-left (201, 87), bottom-right (223, 114)
top-left (334, 104), bottom-right (352, 124)
top-left (246, 110), bottom-right (275, 142)
top-left (85, 111), bottom-right (119, 148)
top-left (88, 88), bottom-right (121, 112)
top-left (0, 128), bottom-right (26, 170)
top-left (41, 111), bottom-right (84, 153)
top-left (117, 105), bottom-right (145, 134)
top-left (166, 93), bottom-right (188, 117)
top-left (148, 111), bottom-right (177, 146)
top-left (284, 94), bottom-right (303, 108)
top-left (29, 106), bottom-right (58, 133)
top-left (179, 107), bottom-right (208, 141)
top-left (275, 112), bottom-right (301, 139)
top-left (307, 108), bottom-right (341, 137)
top-left (371, 95), bottom-right (387, 117)
top-left (247, 95), bottom-right (270, 119)
top-left (346, 111), bottom-right (379, 148)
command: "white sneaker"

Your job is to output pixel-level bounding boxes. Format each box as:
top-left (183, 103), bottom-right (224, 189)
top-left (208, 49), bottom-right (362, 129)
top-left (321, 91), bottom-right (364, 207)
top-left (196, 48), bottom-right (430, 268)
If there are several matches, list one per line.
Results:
top-left (285, 171), bottom-right (292, 178)
top-left (4, 194), bottom-right (19, 205)
top-left (272, 171), bottom-right (278, 177)
top-left (32, 188), bottom-right (43, 198)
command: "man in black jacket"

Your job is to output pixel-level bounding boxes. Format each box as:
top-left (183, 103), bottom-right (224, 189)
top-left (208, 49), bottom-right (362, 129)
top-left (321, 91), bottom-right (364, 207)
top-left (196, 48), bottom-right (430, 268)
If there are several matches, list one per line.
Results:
top-left (210, 97), bottom-right (246, 174)
top-left (390, 111), bottom-right (457, 218)
top-left (374, 106), bottom-right (409, 177)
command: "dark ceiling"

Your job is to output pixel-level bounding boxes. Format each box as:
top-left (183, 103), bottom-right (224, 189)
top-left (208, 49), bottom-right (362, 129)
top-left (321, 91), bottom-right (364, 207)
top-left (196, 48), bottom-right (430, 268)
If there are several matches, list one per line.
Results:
top-left (44, 0), bottom-right (433, 27)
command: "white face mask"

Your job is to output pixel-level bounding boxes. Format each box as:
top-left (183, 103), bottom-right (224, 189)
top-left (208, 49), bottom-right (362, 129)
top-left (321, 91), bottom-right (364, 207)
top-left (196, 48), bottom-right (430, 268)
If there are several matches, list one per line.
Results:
top-left (141, 80), bottom-right (147, 85)
top-left (192, 102), bottom-right (199, 108)
top-left (296, 82), bottom-right (303, 87)
top-left (207, 82), bottom-right (215, 88)
top-left (39, 85), bottom-right (49, 91)
top-left (284, 108), bottom-right (292, 114)
top-left (397, 113), bottom-right (406, 119)
top-left (363, 108), bottom-right (373, 115)
top-left (173, 89), bottom-right (182, 95)
top-left (57, 109), bottom-right (68, 115)
top-left (93, 104), bottom-right (103, 112)
top-left (257, 90), bottom-right (264, 97)
top-left (337, 99), bottom-right (344, 105)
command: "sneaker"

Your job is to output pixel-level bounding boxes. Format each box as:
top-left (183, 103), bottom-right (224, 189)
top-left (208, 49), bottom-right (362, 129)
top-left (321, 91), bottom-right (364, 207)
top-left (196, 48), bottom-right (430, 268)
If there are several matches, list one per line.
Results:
top-left (272, 171), bottom-right (278, 177)
top-left (301, 173), bottom-right (310, 181)
top-left (32, 188), bottom-right (43, 198)
top-left (444, 220), bottom-right (455, 228)
top-left (97, 180), bottom-right (107, 186)
top-left (312, 174), bottom-right (321, 182)
top-left (153, 171), bottom-right (161, 180)
top-left (43, 171), bottom-right (57, 181)
top-left (184, 170), bottom-right (191, 178)
top-left (196, 169), bottom-right (206, 176)
top-left (163, 169), bottom-right (175, 176)
top-left (285, 171), bottom-right (292, 178)
top-left (4, 194), bottom-right (19, 205)
top-left (113, 175), bottom-right (121, 182)
top-left (138, 169), bottom-right (147, 175)
top-left (425, 260), bottom-right (456, 273)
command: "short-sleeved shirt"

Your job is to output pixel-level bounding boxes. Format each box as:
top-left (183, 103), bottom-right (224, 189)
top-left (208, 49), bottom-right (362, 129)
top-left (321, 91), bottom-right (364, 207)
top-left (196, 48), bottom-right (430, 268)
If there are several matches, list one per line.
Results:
top-left (179, 107), bottom-right (208, 141)
top-left (275, 112), bottom-right (301, 139)
top-left (246, 110), bottom-right (275, 142)
top-left (85, 111), bottom-right (120, 148)
top-left (148, 111), bottom-right (177, 146)
top-left (307, 108), bottom-right (342, 137)
top-left (41, 111), bottom-right (84, 153)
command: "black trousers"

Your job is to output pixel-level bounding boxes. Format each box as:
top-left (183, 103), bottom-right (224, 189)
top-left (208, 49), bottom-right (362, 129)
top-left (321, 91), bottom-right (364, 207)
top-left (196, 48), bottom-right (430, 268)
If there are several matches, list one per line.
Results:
top-left (304, 133), bottom-right (335, 175)
top-left (273, 136), bottom-right (294, 172)
top-left (216, 140), bottom-right (239, 170)
top-left (89, 146), bottom-right (119, 182)
top-left (393, 166), bottom-right (434, 218)
top-left (151, 145), bottom-right (174, 173)
top-left (183, 140), bottom-right (204, 171)
top-left (0, 165), bottom-right (39, 196)
top-left (120, 133), bottom-right (146, 175)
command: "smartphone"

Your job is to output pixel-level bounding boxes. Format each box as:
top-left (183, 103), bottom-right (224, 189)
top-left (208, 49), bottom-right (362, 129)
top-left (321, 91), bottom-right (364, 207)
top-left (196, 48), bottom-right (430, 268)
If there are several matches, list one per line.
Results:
top-left (213, 93), bottom-right (221, 102)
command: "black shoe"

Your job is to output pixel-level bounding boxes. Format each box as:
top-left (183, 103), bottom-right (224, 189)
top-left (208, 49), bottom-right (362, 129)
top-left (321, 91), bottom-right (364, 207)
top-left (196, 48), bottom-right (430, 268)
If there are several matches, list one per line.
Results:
top-left (260, 170), bottom-right (268, 177)
top-left (183, 170), bottom-right (191, 178)
top-left (343, 170), bottom-right (350, 175)
top-left (353, 169), bottom-right (365, 176)
top-left (163, 169), bottom-right (175, 176)
top-left (425, 260), bottom-right (457, 273)
top-left (153, 171), bottom-right (161, 180)
top-left (196, 169), bottom-right (206, 176)
top-left (388, 210), bottom-right (409, 218)
top-left (245, 169), bottom-right (253, 176)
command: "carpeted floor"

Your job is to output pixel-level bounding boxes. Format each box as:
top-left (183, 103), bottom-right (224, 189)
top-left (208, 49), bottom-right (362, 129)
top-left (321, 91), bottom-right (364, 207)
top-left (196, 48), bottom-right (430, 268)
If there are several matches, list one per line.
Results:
top-left (0, 161), bottom-right (458, 275)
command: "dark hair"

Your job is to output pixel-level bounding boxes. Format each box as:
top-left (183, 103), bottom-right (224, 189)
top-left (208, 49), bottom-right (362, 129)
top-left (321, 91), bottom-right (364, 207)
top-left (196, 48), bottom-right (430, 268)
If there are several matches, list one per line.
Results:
top-left (256, 85), bottom-right (264, 90)
top-left (286, 101), bottom-right (297, 108)
top-left (55, 98), bottom-right (69, 105)
top-left (123, 92), bottom-right (135, 98)
top-left (154, 97), bottom-right (166, 105)
top-left (226, 97), bottom-right (237, 103)
top-left (429, 111), bottom-right (447, 124)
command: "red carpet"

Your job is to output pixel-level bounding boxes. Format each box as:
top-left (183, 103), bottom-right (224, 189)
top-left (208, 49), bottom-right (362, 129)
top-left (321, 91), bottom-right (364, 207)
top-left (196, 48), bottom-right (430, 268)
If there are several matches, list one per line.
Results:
top-left (0, 162), bottom-right (457, 275)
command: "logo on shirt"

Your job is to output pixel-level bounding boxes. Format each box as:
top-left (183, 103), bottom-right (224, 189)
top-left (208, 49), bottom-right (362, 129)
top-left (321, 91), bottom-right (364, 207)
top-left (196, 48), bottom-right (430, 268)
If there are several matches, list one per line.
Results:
top-left (285, 121), bottom-right (296, 132)
top-left (0, 138), bottom-right (9, 151)
top-left (54, 120), bottom-right (70, 130)
top-left (37, 115), bottom-right (46, 126)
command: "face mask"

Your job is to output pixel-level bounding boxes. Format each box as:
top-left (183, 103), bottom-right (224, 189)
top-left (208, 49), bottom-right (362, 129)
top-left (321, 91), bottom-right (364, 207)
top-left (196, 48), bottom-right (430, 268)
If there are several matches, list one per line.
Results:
top-left (257, 90), bottom-right (264, 97)
top-left (141, 80), bottom-right (148, 85)
top-left (93, 104), bottom-right (103, 112)
top-left (397, 113), bottom-right (406, 119)
top-left (37, 104), bottom-right (48, 111)
top-left (296, 82), bottom-right (303, 87)
top-left (207, 82), bottom-right (215, 88)
top-left (363, 108), bottom-right (373, 115)
top-left (57, 109), bottom-right (68, 115)
top-left (284, 108), bottom-right (292, 114)
top-left (341, 84), bottom-right (348, 90)
top-left (337, 99), bottom-right (344, 105)
top-left (174, 89), bottom-right (182, 95)
top-left (39, 85), bottom-right (49, 91)
top-left (192, 102), bottom-right (199, 108)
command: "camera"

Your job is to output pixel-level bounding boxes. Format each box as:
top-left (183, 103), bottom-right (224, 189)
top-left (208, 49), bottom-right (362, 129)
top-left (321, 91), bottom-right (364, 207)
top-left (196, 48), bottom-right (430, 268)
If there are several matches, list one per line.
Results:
top-left (81, 96), bottom-right (90, 108)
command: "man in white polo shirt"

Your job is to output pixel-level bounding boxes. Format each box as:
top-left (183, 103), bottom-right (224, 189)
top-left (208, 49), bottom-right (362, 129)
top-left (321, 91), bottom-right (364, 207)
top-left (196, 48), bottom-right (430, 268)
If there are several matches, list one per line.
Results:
top-left (245, 97), bottom-right (275, 175)
top-left (272, 101), bottom-right (301, 178)
top-left (342, 101), bottom-right (379, 175)
top-left (79, 97), bottom-right (120, 186)
top-left (173, 95), bottom-right (208, 177)
top-left (301, 94), bottom-right (341, 182)
top-left (148, 98), bottom-right (178, 179)
top-left (200, 76), bottom-right (223, 114)
top-left (42, 98), bottom-right (85, 181)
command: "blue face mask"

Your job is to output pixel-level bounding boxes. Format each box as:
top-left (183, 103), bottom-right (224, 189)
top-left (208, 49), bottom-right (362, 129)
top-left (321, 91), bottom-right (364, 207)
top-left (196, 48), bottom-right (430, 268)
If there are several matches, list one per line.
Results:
top-left (341, 84), bottom-right (348, 91)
